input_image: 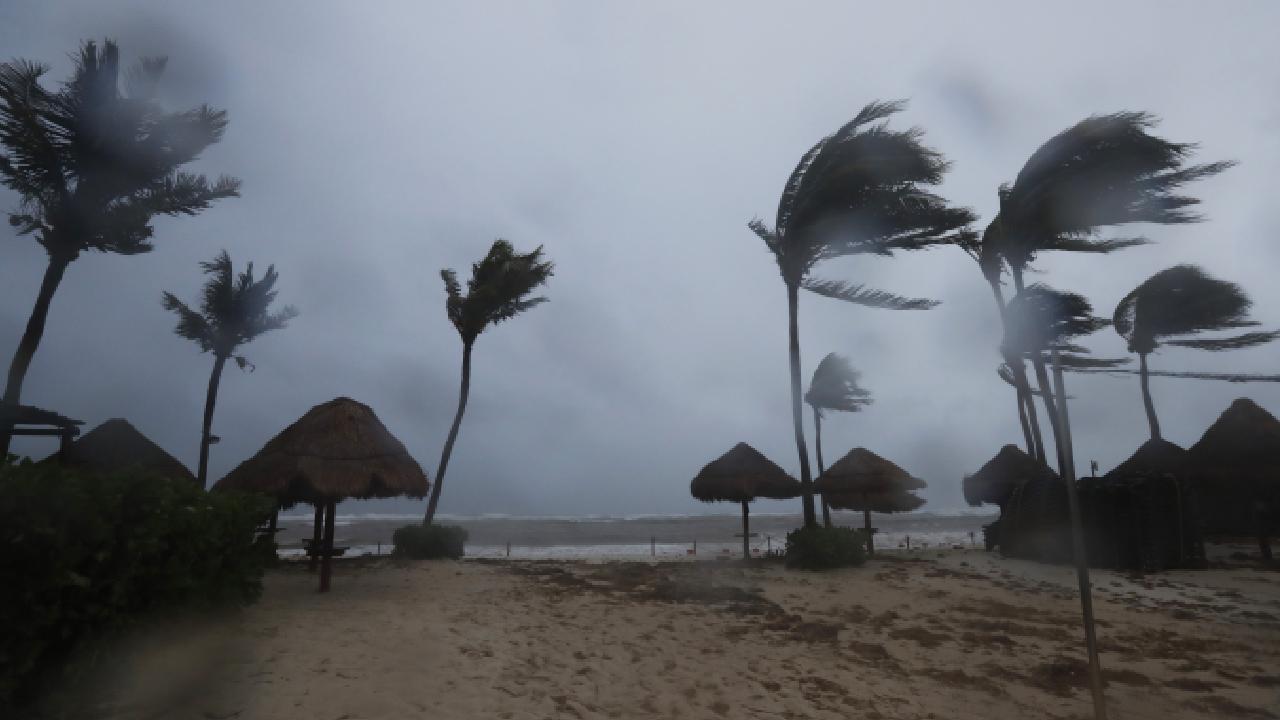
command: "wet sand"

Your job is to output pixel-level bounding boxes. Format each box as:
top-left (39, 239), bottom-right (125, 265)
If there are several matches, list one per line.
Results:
top-left (52, 548), bottom-right (1280, 720)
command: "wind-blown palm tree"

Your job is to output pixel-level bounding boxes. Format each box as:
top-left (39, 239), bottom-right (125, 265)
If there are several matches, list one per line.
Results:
top-left (1114, 265), bottom-right (1279, 441)
top-left (0, 40), bottom-right (239, 456)
top-left (423, 240), bottom-right (553, 525)
top-left (996, 111), bottom-right (1233, 456)
top-left (753, 99), bottom-right (974, 528)
top-left (805, 353), bottom-right (872, 527)
top-left (163, 251), bottom-right (297, 488)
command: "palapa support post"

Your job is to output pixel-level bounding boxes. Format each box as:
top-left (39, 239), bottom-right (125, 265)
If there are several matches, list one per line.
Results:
top-left (309, 503), bottom-right (323, 572)
top-left (651, 536), bottom-right (655, 557)
top-left (319, 500), bottom-right (336, 593)
top-left (1050, 349), bottom-right (1108, 720)
top-left (863, 506), bottom-right (874, 556)
top-left (741, 500), bottom-right (750, 560)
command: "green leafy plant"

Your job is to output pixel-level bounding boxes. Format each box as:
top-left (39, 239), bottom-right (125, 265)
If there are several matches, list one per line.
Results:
top-left (393, 523), bottom-right (468, 559)
top-left (783, 525), bottom-right (867, 570)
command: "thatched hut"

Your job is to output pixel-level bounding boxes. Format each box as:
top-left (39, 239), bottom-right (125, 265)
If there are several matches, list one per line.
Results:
top-left (814, 448), bottom-right (926, 555)
top-left (1078, 439), bottom-right (1203, 571)
top-left (963, 445), bottom-right (1057, 552)
top-left (215, 397), bottom-right (429, 591)
top-left (1187, 398), bottom-right (1280, 559)
top-left (42, 418), bottom-right (196, 483)
top-left (690, 442), bottom-right (800, 559)
top-left (1, 404), bottom-right (82, 460)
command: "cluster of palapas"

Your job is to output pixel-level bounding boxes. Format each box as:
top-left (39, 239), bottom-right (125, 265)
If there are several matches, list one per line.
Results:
top-left (0, 40), bottom-right (554, 521)
top-left (717, 99), bottom-right (1269, 538)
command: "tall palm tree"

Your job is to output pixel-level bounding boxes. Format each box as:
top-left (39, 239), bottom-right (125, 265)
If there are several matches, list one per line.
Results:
top-left (163, 251), bottom-right (297, 488)
top-left (0, 40), bottom-right (239, 456)
top-left (1114, 264), bottom-right (1279, 441)
top-left (753, 99), bottom-right (974, 528)
top-left (805, 352), bottom-right (872, 527)
top-left (996, 111), bottom-right (1233, 456)
top-left (423, 240), bottom-right (553, 525)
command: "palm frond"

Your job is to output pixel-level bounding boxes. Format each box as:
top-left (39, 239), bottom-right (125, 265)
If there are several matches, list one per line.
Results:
top-left (1165, 330), bottom-right (1280, 351)
top-left (1114, 264), bottom-right (1265, 355)
top-left (446, 239), bottom-right (553, 343)
top-left (1003, 284), bottom-right (1109, 355)
top-left (802, 277), bottom-right (938, 310)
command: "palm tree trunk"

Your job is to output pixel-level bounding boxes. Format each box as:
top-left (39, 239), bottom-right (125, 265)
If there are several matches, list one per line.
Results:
top-left (424, 341), bottom-right (473, 524)
top-left (741, 500), bottom-right (750, 560)
top-left (1138, 352), bottom-right (1162, 441)
top-left (197, 354), bottom-right (229, 489)
top-left (0, 256), bottom-right (71, 458)
top-left (813, 406), bottom-right (832, 527)
top-left (986, 275), bottom-right (1045, 461)
top-left (1015, 385), bottom-right (1035, 457)
top-left (1031, 355), bottom-right (1068, 476)
top-left (786, 283), bottom-right (817, 528)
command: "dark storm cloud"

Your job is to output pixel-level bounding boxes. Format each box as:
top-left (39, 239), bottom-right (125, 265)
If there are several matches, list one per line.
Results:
top-left (3, 1), bottom-right (1279, 516)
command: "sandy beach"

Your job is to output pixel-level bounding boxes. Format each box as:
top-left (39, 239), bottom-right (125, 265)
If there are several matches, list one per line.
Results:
top-left (50, 547), bottom-right (1280, 720)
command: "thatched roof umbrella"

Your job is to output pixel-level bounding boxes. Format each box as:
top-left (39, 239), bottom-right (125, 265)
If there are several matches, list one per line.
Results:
top-left (963, 444), bottom-right (1057, 508)
top-left (215, 397), bottom-right (429, 591)
top-left (1104, 439), bottom-right (1188, 480)
top-left (1187, 398), bottom-right (1280, 555)
top-left (42, 418), bottom-right (196, 483)
top-left (814, 447), bottom-right (926, 555)
top-left (690, 442), bottom-right (800, 559)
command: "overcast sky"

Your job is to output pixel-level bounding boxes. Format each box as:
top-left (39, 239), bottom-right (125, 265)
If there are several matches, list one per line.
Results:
top-left (2, 1), bottom-right (1278, 516)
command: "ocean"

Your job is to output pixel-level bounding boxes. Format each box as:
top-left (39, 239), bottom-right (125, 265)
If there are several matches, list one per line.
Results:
top-left (274, 509), bottom-right (998, 560)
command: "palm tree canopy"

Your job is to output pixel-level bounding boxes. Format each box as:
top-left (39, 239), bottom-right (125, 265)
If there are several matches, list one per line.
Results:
top-left (999, 112), bottom-right (1233, 269)
top-left (162, 250), bottom-right (298, 358)
top-left (443, 239), bottom-right (553, 345)
top-left (0, 40), bottom-right (239, 260)
top-left (1002, 284), bottom-right (1109, 357)
top-left (805, 352), bottom-right (872, 417)
top-left (752, 99), bottom-right (974, 307)
top-left (1114, 264), bottom-right (1279, 355)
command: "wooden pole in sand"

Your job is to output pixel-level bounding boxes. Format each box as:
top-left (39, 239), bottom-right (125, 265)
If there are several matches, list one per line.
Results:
top-left (741, 501), bottom-right (750, 560)
top-left (1050, 348), bottom-right (1107, 720)
top-left (309, 503), bottom-right (323, 572)
top-left (319, 500), bottom-right (336, 593)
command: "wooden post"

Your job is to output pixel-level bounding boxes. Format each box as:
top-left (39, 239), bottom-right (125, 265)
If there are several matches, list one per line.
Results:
top-left (309, 504), bottom-right (323, 572)
top-left (319, 500), bottom-right (336, 593)
top-left (651, 536), bottom-right (655, 557)
top-left (1050, 349), bottom-right (1107, 720)
top-left (741, 501), bottom-right (750, 560)
top-left (863, 505), bottom-right (874, 555)
top-left (58, 428), bottom-right (72, 463)
top-left (268, 507), bottom-right (279, 533)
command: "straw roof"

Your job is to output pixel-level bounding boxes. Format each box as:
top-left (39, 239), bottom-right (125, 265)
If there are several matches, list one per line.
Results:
top-left (1186, 398), bottom-right (1280, 535)
top-left (962, 445), bottom-right (1056, 507)
top-left (690, 442), bottom-right (801, 502)
top-left (1188, 398), bottom-right (1280, 470)
top-left (214, 397), bottom-right (429, 504)
top-left (0, 403), bottom-right (82, 431)
top-left (1103, 439), bottom-right (1188, 480)
top-left (45, 418), bottom-right (196, 483)
top-left (814, 447), bottom-right (925, 495)
top-left (826, 488), bottom-right (926, 514)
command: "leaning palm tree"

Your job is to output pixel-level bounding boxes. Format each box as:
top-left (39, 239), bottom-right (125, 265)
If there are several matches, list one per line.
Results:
top-left (996, 111), bottom-right (1233, 455)
top-left (752, 99), bottom-right (974, 528)
top-left (805, 353), bottom-right (872, 526)
top-left (1114, 264), bottom-right (1279, 441)
top-left (0, 40), bottom-right (239, 456)
top-left (423, 240), bottom-right (553, 525)
top-left (163, 252), bottom-right (297, 488)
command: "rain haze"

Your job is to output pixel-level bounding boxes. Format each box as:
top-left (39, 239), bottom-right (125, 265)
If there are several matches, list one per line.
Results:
top-left (2, 1), bottom-right (1279, 517)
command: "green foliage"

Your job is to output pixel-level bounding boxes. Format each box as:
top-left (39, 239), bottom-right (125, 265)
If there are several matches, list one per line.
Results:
top-left (162, 250), bottom-right (299, 360)
top-left (442, 239), bottom-right (554, 345)
top-left (0, 463), bottom-right (275, 708)
top-left (784, 525), bottom-right (867, 570)
top-left (393, 523), bottom-right (468, 559)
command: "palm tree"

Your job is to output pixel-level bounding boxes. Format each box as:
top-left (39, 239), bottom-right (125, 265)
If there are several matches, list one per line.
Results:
top-left (0, 40), bottom-right (239, 456)
top-left (162, 251), bottom-right (297, 488)
top-left (805, 353), bottom-right (872, 527)
top-left (996, 111), bottom-right (1233, 457)
top-left (753, 99), bottom-right (974, 528)
top-left (1114, 264), bottom-right (1279, 441)
top-left (423, 240), bottom-right (553, 525)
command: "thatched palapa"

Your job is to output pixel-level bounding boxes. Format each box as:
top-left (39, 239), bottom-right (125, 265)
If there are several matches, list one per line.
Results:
top-left (1187, 398), bottom-right (1280, 554)
top-left (814, 448), bottom-right (926, 554)
top-left (44, 418), bottom-right (196, 484)
top-left (690, 442), bottom-right (800, 559)
top-left (963, 444), bottom-right (1055, 509)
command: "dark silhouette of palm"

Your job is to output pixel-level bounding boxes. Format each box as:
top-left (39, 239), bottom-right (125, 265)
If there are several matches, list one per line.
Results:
top-left (162, 251), bottom-right (297, 488)
top-left (1114, 265), bottom-right (1279, 440)
top-left (753, 99), bottom-right (974, 528)
top-left (423, 240), bottom-right (553, 525)
top-left (994, 112), bottom-right (1232, 461)
top-left (0, 40), bottom-right (238, 455)
top-left (805, 353), bottom-right (872, 527)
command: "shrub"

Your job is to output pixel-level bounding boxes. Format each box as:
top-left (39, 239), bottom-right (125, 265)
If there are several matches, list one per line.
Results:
top-left (784, 525), bottom-right (867, 570)
top-left (0, 463), bottom-right (275, 709)
top-left (393, 523), bottom-right (468, 559)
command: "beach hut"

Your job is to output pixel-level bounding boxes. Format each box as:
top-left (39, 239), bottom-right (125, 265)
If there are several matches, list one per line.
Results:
top-left (690, 442), bottom-right (800, 559)
top-left (0, 404), bottom-right (82, 460)
top-left (963, 445), bottom-right (1057, 551)
top-left (814, 448), bottom-right (925, 555)
top-left (215, 397), bottom-right (429, 591)
top-left (1187, 398), bottom-right (1280, 559)
top-left (42, 417), bottom-right (197, 483)
top-left (1078, 439), bottom-right (1203, 571)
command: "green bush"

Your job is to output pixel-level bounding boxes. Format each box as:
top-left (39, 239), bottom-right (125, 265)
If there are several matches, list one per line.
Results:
top-left (784, 525), bottom-right (867, 570)
top-left (393, 523), bottom-right (468, 559)
top-left (0, 462), bottom-right (275, 709)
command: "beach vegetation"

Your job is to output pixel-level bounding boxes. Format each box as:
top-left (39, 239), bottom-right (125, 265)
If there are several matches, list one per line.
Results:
top-left (783, 524), bottom-right (866, 570)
